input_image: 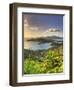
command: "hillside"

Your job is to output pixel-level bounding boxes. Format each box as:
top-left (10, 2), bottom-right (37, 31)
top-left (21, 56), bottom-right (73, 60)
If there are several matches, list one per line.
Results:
top-left (24, 45), bottom-right (63, 74)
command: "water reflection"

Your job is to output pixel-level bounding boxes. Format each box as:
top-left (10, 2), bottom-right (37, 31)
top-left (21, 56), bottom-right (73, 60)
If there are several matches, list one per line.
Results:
top-left (24, 41), bottom-right (53, 50)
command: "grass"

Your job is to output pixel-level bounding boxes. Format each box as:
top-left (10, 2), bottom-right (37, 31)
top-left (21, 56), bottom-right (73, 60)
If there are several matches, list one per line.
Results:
top-left (24, 45), bottom-right (63, 74)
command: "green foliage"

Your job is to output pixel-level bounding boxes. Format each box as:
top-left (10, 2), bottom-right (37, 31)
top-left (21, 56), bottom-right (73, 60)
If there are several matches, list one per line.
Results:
top-left (24, 46), bottom-right (63, 74)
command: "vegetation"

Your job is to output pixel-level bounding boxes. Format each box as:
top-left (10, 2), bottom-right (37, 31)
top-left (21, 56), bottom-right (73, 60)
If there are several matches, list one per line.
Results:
top-left (24, 45), bottom-right (63, 74)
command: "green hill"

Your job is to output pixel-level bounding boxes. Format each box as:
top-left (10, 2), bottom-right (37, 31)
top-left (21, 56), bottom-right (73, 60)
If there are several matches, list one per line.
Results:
top-left (24, 45), bottom-right (63, 74)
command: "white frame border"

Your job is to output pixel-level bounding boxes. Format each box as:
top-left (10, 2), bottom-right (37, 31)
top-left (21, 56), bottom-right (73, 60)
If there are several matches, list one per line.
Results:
top-left (17, 7), bottom-right (70, 83)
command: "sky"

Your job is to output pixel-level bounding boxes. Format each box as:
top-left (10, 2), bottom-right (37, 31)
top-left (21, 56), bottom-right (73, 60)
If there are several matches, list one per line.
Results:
top-left (23, 13), bottom-right (63, 31)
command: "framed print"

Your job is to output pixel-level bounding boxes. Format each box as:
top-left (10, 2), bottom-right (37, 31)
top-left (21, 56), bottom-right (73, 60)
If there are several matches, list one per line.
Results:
top-left (9, 3), bottom-right (72, 86)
